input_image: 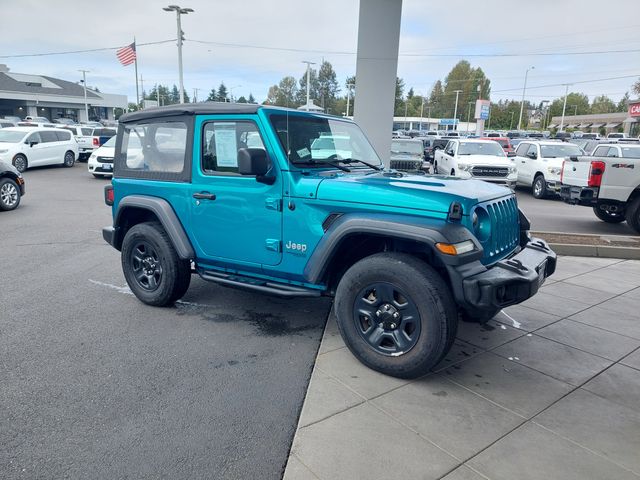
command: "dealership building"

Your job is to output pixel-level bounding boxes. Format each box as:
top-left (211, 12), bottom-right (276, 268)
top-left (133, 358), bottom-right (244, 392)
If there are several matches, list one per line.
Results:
top-left (548, 100), bottom-right (640, 137)
top-left (0, 64), bottom-right (127, 123)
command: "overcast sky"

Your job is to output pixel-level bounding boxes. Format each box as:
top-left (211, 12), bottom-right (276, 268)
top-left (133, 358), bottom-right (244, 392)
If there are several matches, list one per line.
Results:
top-left (2, 0), bottom-right (639, 105)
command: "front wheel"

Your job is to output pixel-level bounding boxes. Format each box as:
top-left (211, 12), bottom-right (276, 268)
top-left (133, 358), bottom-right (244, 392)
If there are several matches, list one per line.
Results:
top-left (0, 178), bottom-right (21, 211)
top-left (532, 174), bottom-right (547, 199)
top-left (593, 206), bottom-right (626, 223)
top-left (121, 222), bottom-right (191, 306)
top-left (12, 154), bottom-right (27, 173)
top-left (335, 252), bottom-right (457, 379)
top-left (63, 151), bottom-right (75, 168)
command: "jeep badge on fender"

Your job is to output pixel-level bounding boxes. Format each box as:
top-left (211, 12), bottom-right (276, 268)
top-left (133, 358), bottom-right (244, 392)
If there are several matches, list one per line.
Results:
top-left (102, 103), bottom-right (556, 379)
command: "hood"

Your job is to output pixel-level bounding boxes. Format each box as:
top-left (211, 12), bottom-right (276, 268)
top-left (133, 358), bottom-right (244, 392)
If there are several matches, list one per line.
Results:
top-left (456, 154), bottom-right (512, 166)
top-left (93, 145), bottom-right (115, 157)
top-left (315, 171), bottom-right (512, 214)
top-left (390, 152), bottom-right (422, 160)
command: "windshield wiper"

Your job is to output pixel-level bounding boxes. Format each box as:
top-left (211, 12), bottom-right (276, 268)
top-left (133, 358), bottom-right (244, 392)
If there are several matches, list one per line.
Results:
top-left (337, 158), bottom-right (383, 171)
top-left (293, 159), bottom-right (351, 172)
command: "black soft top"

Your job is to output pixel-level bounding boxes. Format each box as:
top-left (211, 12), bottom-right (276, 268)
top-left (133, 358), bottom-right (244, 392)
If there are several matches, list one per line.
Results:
top-left (119, 102), bottom-right (262, 123)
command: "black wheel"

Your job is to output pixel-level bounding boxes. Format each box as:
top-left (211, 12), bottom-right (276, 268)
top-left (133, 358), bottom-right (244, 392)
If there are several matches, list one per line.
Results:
top-left (92, 174), bottom-right (105, 179)
top-left (625, 196), bottom-right (640, 233)
top-left (451, 169), bottom-right (455, 176)
top-left (593, 206), bottom-right (625, 224)
top-left (335, 252), bottom-right (457, 379)
top-left (0, 178), bottom-right (21, 211)
top-left (12, 154), bottom-right (27, 173)
top-left (459, 307), bottom-right (500, 324)
top-left (63, 151), bottom-right (75, 168)
top-left (121, 222), bottom-right (191, 306)
top-left (532, 174), bottom-right (547, 199)
top-left (434, 161), bottom-right (438, 173)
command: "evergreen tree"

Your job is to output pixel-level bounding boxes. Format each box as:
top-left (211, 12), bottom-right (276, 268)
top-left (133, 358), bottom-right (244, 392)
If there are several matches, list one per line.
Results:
top-left (207, 87), bottom-right (218, 102)
top-left (170, 85), bottom-right (180, 104)
top-left (237, 96), bottom-right (248, 103)
top-left (217, 82), bottom-right (228, 102)
top-left (591, 95), bottom-right (616, 114)
top-left (617, 92), bottom-right (630, 112)
top-left (296, 68), bottom-right (320, 105)
top-left (248, 93), bottom-right (256, 104)
top-left (317, 61), bottom-right (340, 112)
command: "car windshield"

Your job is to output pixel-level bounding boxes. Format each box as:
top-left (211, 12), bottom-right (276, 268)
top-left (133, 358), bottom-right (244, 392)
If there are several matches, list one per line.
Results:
top-left (540, 144), bottom-right (583, 158)
top-left (391, 140), bottom-right (423, 155)
top-left (103, 136), bottom-right (117, 147)
top-left (269, 114), bottom-right (382, 167)
top-left (0, 130), bottom-right (25, 143)
top-left (458, 142), bottom-right (505, 156)
top-left (621, 147), bottom-right (640, 158)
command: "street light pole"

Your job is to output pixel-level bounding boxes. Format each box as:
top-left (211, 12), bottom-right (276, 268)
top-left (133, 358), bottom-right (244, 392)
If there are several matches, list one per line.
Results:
top-left (560, 84), bottom-right (570, 132)
top-left (163, 5), bottom-right (194, 104)
top-left (302, 61), bottom-right (315, 110)
top-left (78, 70), bottom-right (89, 121)
top-left (345, 83), bottom-right (354, 117)
top-left (518, 66), bottom-right (534, 130)
top-left (466, 101), bottom-right (473, 133)
top-left (419, 95), bottom-right (424, 131)
top-left (509, 111), bottom-right (515, 130)
top-left (452, 90), bottom-right (463, 132)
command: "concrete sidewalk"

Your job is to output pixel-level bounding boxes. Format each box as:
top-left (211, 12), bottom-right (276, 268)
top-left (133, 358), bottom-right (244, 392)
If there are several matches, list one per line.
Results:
top-left (284, 256), bottom-right (640, 480)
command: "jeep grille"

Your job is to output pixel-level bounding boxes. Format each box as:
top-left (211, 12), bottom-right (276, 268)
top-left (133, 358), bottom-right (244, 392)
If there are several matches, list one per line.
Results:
top-left (482, 195), bottom-right (519, 263)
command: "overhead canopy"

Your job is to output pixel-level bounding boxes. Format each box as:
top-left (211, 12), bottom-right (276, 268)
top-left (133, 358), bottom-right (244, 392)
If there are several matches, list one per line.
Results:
top-left (605, 122), bottom-right (621, 128)
top-left (547, 123), bottom-right (557, 129)
top-left (566, 124), bottom-right (578, 129)
top-left (577, 123), bottom-right (592, 128)
top-left (590, 123), bottom-right (605, 128)
top-left (623, 117), bottom-right (638, 123)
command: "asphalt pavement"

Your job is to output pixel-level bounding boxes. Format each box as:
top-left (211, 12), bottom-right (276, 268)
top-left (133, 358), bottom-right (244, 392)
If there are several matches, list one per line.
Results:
top-left (516, 187), bottom-right (638, 236)
top-left (0, 163), bottom-right (331, 480)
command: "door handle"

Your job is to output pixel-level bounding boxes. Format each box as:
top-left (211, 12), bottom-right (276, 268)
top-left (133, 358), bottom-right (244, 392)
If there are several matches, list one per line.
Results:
top-left (521, 160), bottom-right (525, 163)
top-left (193, 192), bottom-right (216, 200)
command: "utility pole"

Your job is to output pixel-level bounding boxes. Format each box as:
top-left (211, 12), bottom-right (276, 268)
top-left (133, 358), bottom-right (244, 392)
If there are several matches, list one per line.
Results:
top-left (571, 104), bottom-right (578, 117)
top-left (193, 87), bottom-right (200, 103)
top-left (560, 84), bottom-right (570, 132)
top-left (509, 111), bottom-right (515, 130)
top-left (466, 101), bottom-right (473, 133)
top-left (78, 70), bottom-right (89, 121)
top-left (419, 95), bottom-right (424, 131)
top-left (452, 90), bottom-right (463, 132)
top-left (140, 76), bottom-right (144, 108)
top-left (518, 66), bottom-right (534, 130)
top-left (163, 5), bottom-right (194, 104)
top-left (345, 83), bottom-right (354, 117)
top-left (302, 61), bottom-right (315, 110)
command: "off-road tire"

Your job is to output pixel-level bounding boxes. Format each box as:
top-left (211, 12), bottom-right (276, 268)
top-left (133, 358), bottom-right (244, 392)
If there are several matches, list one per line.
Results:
top-left (593, 206), bottom-right (626, 224)
top-left (335, 252), bottom-right (457, 379)
top-left (625, 196), bottom-right (640, 233)
top-left (532, 174), bottom-right (547, 199)
top-left (12, 154), bottom-right (27, 173)
top-left (121, 222), bottom-right (191, 306)
top-left (0, 178), bottom-right (21, 211)
top-left (459, 307), bottom-right (500, 324)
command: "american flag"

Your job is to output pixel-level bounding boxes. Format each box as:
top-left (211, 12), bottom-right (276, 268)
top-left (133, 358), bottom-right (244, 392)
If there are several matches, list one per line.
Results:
top-left (116, 42), bottom-right (136, 66)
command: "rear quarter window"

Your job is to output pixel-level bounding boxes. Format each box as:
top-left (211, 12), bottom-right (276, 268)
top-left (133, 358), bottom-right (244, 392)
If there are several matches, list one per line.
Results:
top-left (55, 130), bottom-right (72, 141)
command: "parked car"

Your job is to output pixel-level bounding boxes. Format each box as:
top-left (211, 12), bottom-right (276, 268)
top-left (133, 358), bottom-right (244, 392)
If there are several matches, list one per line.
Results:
top-left (514, 140), bottom-right (584, 199)
top-left (61, 125), bottom-right (102, 160)
top-left (434, 139), bottom-right (517, 188)
top-left (2, 116), bottom-right (22, 124)
top-left (607, 132), bottom-right (626, 139)
top-left (0, 119), bottom-right (17, 128)
top-left (390, 138), bottom-right (425, 171)
top-left (561, 144), bottom-right (640, 231)
top-left (90, 127), bottom-right (117, 149)
top-left (480, 136), bottom-right (514, 155)
top-left (53, 118), bottom-right (76, 126)
top-left (0, 160), bottom-right (25, 211)
top-left (0, 127), bottom-right (78, 173)
top-left (88, 136), bottom-right (116, 178)
top-left (421, 137), bottom-right (437, 162)
top-left (102, 103), bottom-right (556, 379)
top-left (25, 116), bottom-right (50, 123)
top-left (554, 131), bottom-right (571, 141)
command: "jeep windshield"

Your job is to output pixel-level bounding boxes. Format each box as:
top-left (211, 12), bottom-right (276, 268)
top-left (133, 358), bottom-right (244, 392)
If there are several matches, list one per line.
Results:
top-left (391, 140), bottom-right (423, 155)
top-left (269, 114), bottom-right (382, 169)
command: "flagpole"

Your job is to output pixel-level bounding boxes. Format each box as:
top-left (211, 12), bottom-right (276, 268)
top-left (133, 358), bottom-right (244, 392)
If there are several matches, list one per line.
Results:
top-left (134, 37), bottom-right (140, 109)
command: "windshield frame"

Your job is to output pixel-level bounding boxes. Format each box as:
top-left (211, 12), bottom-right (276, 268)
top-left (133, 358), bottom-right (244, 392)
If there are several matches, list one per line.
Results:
top-left (390, 139), bottom-right (423, 155)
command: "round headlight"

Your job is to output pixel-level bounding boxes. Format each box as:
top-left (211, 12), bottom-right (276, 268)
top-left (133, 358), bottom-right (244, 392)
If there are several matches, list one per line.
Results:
top-left (472, 207), bottom-right (491, 242)
top-left (472, 211), bottom-right (479, 229)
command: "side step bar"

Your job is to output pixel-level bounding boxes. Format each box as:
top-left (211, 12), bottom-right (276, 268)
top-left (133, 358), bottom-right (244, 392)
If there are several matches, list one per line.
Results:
top-left (199, 270), bottom-right (322, 298)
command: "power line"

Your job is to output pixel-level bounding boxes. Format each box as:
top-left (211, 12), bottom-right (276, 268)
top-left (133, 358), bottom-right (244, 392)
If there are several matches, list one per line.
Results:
top-left (490, 74), bottom-right (640, 93)
top-left (0, 39), bottom-right (176, 59)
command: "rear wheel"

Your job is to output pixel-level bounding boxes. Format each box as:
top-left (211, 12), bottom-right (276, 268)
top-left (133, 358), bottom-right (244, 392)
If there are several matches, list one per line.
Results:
top-left (12, 154), bottom-right (27, 173)
top-left (63, 151), bottom-right (75, 168)
top-left (625, 197), bottom-right (640, 233)
top-left (0, 178), bottom-right (20, 211)
top-left (593, 205), bottom-right (626, 223)
top-left (532, 174), bottom-right (547, 199)
top-left (335, 252), bottom-right (457, 379)
top-left (121, 222), bottom-right (191, 306)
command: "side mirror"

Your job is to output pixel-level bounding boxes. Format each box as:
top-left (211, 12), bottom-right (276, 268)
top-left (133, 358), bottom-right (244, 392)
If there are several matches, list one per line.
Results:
top-left (29, 141), bottom-right (38, 147)
top-left (507, 151), bottom-right (516, 157)
top-left (526, 151), bottom-right (537, 160)
top-left (237, 148), bottom-right (275, 185)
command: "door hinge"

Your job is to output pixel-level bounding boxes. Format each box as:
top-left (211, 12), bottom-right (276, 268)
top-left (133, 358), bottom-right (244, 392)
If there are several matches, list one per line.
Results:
top-left (265, 197), bottom-right (282, 211)
top-left (265, 239), bottom-right (281, 252)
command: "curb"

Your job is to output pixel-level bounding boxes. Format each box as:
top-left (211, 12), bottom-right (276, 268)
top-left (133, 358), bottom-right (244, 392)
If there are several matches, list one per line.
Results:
top-left (531, 231), bottom-right (640, 260)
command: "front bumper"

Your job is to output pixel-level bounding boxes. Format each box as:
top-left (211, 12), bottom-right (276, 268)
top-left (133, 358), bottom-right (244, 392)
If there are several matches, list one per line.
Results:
top-left (560, 184), bottom-right (598, 206)
top-left (448, 237), bottom-right (556, 312)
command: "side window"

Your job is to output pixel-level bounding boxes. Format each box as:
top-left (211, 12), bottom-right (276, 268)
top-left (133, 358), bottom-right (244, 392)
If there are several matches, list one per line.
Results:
top-left (606, 147), bottom-right (619, 157)
top-left (593, 146), bottom-right (609, 156)
top-left (526, 144), bottom-right (538, 158)
top-left (81, 128), bottom-right (92, 136)
top-left (55, 130), bottom-right (71, 142)
top-left (515, 143), bottom-right (529, 156)
top-left (26, 132), bottom-right (42, 144)
top-left (201, 121), bottom-right (265, 175)
top-left (39, 131), bottom-right (59, 143)
top-left (121, 121), bottom-right (188, 173)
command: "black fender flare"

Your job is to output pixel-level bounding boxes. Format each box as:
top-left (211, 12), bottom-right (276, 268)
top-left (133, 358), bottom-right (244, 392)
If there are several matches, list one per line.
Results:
top-left (113, 195), bottom-right (195, 259)
top-left (303, 213), bottom-right (482, 284)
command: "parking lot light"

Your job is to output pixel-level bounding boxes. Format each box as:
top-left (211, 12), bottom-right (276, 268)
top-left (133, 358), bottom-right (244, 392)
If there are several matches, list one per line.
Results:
top-left (163, 4), bottom-right (194, 104)
top-left (518, 66), bottom-right (534, 131)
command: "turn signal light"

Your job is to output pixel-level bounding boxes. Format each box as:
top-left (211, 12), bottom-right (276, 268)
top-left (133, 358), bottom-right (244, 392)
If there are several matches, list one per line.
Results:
top-left (93, 137), bottom-right (100, 146)
top-left (435, 240), bottom-right (475, 256)
top-left (104, 185), bottom-right (114, 206)
top-left (588, 161), bottom-right (606, 187)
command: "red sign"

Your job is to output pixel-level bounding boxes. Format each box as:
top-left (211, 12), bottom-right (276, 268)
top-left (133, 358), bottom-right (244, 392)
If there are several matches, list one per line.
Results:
top-left (630, 102), bottom-right (640, 117)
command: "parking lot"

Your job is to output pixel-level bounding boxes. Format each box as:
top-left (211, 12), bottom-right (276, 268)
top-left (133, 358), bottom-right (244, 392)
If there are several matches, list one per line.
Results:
top-left (1, 163), bottom-right (638, 479)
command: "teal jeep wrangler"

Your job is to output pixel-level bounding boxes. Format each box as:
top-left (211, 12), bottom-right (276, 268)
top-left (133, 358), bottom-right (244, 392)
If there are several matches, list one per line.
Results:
top-left (103, 103), bottom-right (556, 378)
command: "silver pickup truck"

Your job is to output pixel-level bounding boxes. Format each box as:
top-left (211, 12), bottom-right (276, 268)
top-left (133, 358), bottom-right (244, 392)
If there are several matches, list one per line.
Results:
top-left (560, 143), bottom-right (640, 232)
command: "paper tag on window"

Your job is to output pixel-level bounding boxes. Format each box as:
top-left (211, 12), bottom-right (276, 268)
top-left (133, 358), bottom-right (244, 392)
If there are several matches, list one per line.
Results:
top-left (296, 147), bottom-right (310, 158)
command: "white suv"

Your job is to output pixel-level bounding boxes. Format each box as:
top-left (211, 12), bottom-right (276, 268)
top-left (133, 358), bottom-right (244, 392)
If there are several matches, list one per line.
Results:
top-left (514, 140), bottom-right (584, 199)
top-left (0, 127), bottom-right (78, 173)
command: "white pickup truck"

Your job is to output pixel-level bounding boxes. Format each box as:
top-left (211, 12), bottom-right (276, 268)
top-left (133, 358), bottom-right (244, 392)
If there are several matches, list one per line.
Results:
top-left (60, 125), bottom-right (95, 160)
top-left (560, 143), bottom-right (640, 232)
